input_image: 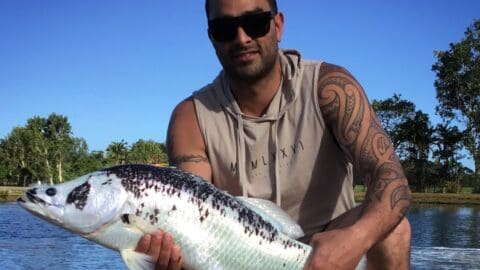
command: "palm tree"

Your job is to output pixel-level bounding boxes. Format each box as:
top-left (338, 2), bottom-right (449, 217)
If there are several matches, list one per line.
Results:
top-left (432, 123), bottom-right (465, 192)
top-left (396, 111), bottom-right (434, 191)
top-left (106, 140), bottom-right (129, 165)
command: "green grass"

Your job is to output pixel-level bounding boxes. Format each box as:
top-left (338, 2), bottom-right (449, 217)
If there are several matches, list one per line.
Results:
top-left (354, 190), bottom-right (480, 205)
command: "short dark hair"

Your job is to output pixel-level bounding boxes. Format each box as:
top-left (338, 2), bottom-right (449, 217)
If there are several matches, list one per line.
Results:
top-left (205, 0), bottom-right (278, 20)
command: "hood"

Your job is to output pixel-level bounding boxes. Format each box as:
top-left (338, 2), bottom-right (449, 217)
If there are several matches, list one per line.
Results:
top-left (209, 50), bottom-right (304, 207)
top-left (213, 49), bottom-right (303, 122)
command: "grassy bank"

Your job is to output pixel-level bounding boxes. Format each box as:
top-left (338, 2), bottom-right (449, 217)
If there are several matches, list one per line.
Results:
top-left (0, 186), bottom-right (26, 203)
top-left (354, 192), bottom-right (480, 205)
top-left (1, 186), bottom-right (479, 205)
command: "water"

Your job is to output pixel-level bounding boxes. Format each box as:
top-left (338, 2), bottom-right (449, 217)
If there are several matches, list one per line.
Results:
top-left (0, 203), bottom-right (479, 269)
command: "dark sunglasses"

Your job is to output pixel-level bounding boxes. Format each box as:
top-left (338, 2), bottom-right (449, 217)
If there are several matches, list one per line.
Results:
top-left (208, 11), bottom-right (276, 42)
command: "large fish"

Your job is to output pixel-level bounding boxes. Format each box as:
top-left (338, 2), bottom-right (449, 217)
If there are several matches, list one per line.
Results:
top-left (17, 164), bottom-right (312, 270)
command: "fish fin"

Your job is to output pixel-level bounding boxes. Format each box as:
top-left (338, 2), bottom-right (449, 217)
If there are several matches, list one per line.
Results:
top-left (236, 197), bottom-right (305, 239)
top-left (127, 214), bottom-right (159, 234)
top-left (120, 249), bottom-right (154, 270)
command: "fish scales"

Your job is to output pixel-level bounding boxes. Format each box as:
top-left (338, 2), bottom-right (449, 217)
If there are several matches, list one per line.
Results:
top-left (108, 165), bottom-right (310, 269)
top-left (18, 164), bottom-right (312, 270)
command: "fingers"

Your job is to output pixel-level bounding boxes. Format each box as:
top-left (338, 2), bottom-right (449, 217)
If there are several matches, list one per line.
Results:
top-left (169, 244), bottom-right (182, 270)
top-left (135, 230), bottom-right (182, 270)
top-left (157, 232), bottom-right (171, 270)
top-left (150, 230), bottom-right (165, 265)
top-left (135, 234), bottom-right (151, 253)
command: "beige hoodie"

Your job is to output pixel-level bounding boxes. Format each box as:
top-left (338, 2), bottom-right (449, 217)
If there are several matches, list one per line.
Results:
top-left (192, 50), bottom-right (355, 242)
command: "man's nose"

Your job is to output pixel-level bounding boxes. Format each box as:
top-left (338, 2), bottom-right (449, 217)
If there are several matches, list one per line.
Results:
top-left (233, 26), bottom-right (253, 44)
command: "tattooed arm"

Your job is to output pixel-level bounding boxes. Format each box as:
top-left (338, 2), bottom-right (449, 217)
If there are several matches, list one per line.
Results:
top-left (317, 63), bottom-right (411, 218)
top-left (166, 97), bottom-right (212, 181)
top-left (306, 63), bottom-right (412, 269)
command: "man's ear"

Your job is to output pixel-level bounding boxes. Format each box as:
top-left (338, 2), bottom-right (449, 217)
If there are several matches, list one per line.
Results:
top-left (274, 12), bottom-right (285, 42)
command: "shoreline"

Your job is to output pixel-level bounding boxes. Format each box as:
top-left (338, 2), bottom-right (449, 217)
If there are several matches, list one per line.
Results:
top-left (354, 192), bottom-right (480, 206)
top-left (1, 186), bottom-right (479, 205)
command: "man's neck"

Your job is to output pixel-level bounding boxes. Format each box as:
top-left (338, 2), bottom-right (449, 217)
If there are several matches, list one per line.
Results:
top-left (229, 59), bottom-right (282, 117)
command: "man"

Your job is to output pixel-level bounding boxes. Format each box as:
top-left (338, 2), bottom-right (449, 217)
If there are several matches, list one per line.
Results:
top-left (136, 0), bottom-right (412, 269)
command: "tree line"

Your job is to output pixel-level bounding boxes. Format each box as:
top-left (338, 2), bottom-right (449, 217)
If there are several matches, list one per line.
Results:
top-left (1, 20), bottom-right (479, 193)
top-left (372, 19), bottom-right (480, 193)
top-left (0, 113), bottom-right (168, 186)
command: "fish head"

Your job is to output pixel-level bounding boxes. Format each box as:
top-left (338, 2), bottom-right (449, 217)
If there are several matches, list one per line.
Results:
top-left (18, 171), bottom-right (128, 235)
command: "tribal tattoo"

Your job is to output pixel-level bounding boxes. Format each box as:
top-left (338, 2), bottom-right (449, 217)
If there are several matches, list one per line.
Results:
top-left (317, 64), bottom-right (411, 218)
top-left (170, 155), bottom-right (209, 167)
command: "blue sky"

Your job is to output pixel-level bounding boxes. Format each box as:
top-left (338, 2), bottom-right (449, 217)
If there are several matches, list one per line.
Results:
top-left (0, 1), bottom-right (478, 167)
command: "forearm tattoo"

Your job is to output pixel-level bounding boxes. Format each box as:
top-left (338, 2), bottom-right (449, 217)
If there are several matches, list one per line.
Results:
top-left (170, 155), bottom-right (209, 167)
top-left (317, 66), bottom-right (412, 217)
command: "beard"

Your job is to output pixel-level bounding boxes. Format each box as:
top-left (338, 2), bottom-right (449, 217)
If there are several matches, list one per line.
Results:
top-left (216, 38), bottom-right (279, 83)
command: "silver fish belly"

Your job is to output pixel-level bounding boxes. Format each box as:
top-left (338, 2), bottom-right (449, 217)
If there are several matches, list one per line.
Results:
top-left (19, 164), bottom-right (312, 270)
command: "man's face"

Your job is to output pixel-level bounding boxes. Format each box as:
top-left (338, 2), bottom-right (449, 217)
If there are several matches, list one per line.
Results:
top-left (207, 0), bottom-right (283, 82)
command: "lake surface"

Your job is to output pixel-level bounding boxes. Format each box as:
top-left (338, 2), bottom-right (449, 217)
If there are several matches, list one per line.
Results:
top-left (0, 202), bottom-right (479, 269)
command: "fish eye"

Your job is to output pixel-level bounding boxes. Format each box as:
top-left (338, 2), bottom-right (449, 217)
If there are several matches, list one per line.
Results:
top-left (46, 188), bottom-right (57, 197)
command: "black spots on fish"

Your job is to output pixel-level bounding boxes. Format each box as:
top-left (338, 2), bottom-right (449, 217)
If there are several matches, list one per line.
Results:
top-left (66, 181), bottom-right (91, 210)
top-left (199, 208), bottom-right (210, 223)
top-left (121, 214), bottom-right (130, 224)
top-left (45, 188), bottom-right (56, 197)
top-left (136, 203), bottom-right (146, 217)
top-left (102, 165), bottom-right (282, 243)
top-left (281, 239), bottom-right (304, 253)
top-left (146, 209), bottom-right (159, 225)
top-left (168, 205), bottom-right (177, 217)
top-left (101, 179), bottom-right (113, 186)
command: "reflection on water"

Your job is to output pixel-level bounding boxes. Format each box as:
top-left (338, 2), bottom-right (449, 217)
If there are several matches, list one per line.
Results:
top-left (411, 247), bottom-right (480, 270)
top-left (408, 204), bottom-right (480, 249)
top-left (0, 203), bottom-right (125, 270)
top-left (0, 203), bottom-right (479, 269)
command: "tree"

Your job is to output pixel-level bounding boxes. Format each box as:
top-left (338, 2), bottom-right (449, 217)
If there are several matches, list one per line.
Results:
top-left (0, 114), bottom-right (82, 186)
top-left (432, 123), bottom-right (465, 192)
top-left (129, 139), bottom-right (168, 164)
top-left (63, 137), bottom-right (106, 179)
top-left (68, 150), bottom-right (107, 179)
top-left (396, 111), bottom-right (434, 191)
top-left (432, 19), bottom-right (480, 186)
top-left (25, 116), bottom-right (54, 184)
top-left (1, 127), bottom-right (37, 186)
top-left (372, 94), bottom-right (416, 157)
top-left (106, 140), bottom-right (129, 165)
top-left (45, 114), bottom-right (73, 183)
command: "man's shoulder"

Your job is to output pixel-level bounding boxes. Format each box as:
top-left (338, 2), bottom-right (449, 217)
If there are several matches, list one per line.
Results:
top-left (318, 62), bottom-right (352, 79)
top-left (172, 96), bottom-right (195, 117)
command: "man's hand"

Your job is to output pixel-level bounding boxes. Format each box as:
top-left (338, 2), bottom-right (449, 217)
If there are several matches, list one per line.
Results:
top-left (135, 230), bottom-right (182, 270)
top-left (305, 228), bottom-right (366, 270)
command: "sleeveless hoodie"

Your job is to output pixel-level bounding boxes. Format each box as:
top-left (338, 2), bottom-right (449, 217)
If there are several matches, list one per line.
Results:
top-left (192, 50), bottom-right (355, 241)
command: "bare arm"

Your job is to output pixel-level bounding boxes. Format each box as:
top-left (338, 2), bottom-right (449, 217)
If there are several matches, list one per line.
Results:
top-left (315, 63), bottom-right (412, 256)
top-left (166, 97), bottom-right (212, 181)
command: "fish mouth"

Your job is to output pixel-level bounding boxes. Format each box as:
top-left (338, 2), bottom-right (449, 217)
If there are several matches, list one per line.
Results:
top-left (17, 188), bottom-right (48, 206)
